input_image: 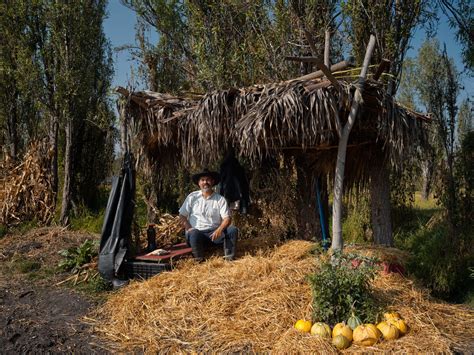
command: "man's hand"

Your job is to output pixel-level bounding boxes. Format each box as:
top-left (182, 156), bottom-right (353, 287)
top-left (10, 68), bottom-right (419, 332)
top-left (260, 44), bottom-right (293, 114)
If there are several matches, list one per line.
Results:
top-left (210, 228), bottom-right (223, 241)
top-left (179, 215), bottom-right (193, 232)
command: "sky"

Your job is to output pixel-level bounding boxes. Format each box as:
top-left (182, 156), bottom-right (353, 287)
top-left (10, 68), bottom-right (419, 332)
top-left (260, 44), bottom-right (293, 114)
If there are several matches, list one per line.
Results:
top-left (103, 1), bottom-right (472, 100)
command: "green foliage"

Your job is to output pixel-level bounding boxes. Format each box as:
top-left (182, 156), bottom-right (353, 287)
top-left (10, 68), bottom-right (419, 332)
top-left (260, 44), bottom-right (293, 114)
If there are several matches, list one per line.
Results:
top-left (18, 259), bottom-right (42, 273)
top-left (0, 224), bottom-right (7, 238)
top-left (396, 216), bottom-right (473, 301)
top-left (76, 273), bottom-right (113, 294)
top-left (342, 195), bottom-right (371, 244)
top-left (308, 252), bottom-right (380, 325)
top-left (58, 240), bottom-right (98, 273)
top-left (70, 210), bottom-right (105, 234)
top-left (70, 187), bottom-right (111, 233)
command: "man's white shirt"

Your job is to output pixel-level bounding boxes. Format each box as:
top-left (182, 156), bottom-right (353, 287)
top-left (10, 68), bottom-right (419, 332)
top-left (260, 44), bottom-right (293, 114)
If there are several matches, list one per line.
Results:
top-left (179, 191), bottom-right (230, 230)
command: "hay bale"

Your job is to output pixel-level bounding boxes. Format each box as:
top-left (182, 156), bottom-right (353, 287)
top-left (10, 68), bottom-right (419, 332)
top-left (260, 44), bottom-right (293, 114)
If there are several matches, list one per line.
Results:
top-left (92, 242), bottom-right (474, 353)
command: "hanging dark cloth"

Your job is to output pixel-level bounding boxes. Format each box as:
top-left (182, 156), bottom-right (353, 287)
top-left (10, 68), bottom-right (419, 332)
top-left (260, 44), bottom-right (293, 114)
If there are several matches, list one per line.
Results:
top-left (219, 151), bottom-right (250, 214)
top-left (98, 152), bottom-right (135, 281)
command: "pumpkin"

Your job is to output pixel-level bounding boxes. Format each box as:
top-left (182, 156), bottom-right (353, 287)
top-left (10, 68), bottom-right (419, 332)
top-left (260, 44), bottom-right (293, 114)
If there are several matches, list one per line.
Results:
top-left (310, 322), bottom-right (331, 338)
top-left (294, 319), bottom-right (312, 333)
top-left (332, 322), bottom-right (353, 341)
top-left (377, 321), bottom-right (400, 340)
top-left (353, 324), bottom-right (380, 346)
top-left (332, 335), bottom-right (351, 350)
top-left (384, 311), bottom-right (401, 320)
top-left (388, 318), bottom-right (408, 335)
top-left (347, 313), bottom-right (363, 330)
top-left (365, 323), bottom-right (382, 339)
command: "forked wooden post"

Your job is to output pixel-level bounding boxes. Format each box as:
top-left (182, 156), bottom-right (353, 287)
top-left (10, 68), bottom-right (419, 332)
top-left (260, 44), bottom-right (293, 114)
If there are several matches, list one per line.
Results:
top-left (331, 34), bottom-right (376, 251)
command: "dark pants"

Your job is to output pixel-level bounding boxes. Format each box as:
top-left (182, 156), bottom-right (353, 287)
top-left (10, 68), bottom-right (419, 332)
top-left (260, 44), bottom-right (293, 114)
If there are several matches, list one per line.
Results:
top-left (186, 226), bottom-right (238, 260)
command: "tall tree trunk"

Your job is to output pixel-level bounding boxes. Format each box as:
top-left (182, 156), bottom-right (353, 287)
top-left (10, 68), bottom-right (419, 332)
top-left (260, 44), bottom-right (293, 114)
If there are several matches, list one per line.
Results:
top-left (295, 155), bottom-right (321, 241)
top-left (6, 98), bottom-right (19, 160)
top-left (370, 159), bottom-right (393, 246)
top-left (421, 159), bottom-right (433, 200)
top-left (60, 118), bottom-right (73, 226)
top-left (332, 35), bottom-right (376, 251)
top-left (146, 161), bottom-right (160, 224)
top-left (49, 114), bottom-right (59, 198)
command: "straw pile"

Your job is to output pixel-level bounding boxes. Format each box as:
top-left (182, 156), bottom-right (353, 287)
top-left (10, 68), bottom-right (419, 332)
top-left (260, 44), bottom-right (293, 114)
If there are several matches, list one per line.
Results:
top-left (92, 241), bottom-right (474, 353)
top-left (0, 140), bottom-right (55, 226)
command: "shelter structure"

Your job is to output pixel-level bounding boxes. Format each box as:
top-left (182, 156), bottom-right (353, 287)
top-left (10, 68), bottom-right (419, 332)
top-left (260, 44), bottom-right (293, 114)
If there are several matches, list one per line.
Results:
top-left (117, 61), bottom-right (429, 245)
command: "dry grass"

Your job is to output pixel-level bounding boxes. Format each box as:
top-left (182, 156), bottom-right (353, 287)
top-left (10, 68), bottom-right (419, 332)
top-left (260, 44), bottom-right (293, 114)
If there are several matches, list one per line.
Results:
top-left (90, 241), bottom-right (473, 353)
top-left (0, 227), bottom-right (97, 268)
top-left (0, 140), bottom-right (55, 226)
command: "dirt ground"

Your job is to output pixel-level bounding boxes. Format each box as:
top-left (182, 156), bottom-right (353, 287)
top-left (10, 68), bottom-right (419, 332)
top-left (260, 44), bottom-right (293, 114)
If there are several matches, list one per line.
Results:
top-left (0, 227), bottom-right (110, 353)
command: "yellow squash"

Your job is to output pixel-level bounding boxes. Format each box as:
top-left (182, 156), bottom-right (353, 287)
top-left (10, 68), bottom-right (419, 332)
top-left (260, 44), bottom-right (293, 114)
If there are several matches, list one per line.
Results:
top-left (377, 321), bottom-right (400, 340)
top-left (294, 319), bottom-right (312, 333)
top-left (384, 311), bottom-right (401, 320)
top-left (353, 324), bottom-right (380, 346)
top-left (332, 322), bottom-right (353, 341)
top-left (388, 318), bottom-right (408, 335)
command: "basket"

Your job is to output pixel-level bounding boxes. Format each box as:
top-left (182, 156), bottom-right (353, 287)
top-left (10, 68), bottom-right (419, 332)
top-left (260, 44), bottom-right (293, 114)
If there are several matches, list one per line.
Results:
top-left (122, 260), bottom-right (171, 279)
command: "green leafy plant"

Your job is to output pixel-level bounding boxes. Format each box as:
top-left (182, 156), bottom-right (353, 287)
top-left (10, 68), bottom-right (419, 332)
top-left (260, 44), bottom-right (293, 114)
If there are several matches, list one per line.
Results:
top-left (308, 252), bottom-right (380, 326)
top-left (0, 224), bottom-right (7, 238)
top-left (58, 240), bottom-right (98, 273)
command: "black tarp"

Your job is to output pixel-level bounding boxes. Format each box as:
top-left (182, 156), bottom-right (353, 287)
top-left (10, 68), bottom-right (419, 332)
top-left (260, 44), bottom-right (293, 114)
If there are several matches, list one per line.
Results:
top-left (219, 150), bottom-right (250, 214)
top-left (98, 152), bottom-right (135, 281)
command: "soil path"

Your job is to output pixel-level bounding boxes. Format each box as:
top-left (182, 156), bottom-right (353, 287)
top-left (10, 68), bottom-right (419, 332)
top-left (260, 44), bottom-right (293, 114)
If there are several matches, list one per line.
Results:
top-left (0, 228), bottom-right (110, 353)
top-left (0, 276), bottom-right (108, 354)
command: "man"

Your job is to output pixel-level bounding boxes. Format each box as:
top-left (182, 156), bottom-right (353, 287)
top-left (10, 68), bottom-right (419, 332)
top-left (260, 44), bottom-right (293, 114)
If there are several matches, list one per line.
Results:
top-left (179, 168), bottom-right (238, 262)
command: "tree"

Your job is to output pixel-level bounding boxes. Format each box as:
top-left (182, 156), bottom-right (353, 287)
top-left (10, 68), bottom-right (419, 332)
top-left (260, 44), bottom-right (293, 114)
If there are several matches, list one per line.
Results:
top-left (437, 0), bottom-right (473, 71)
top-left (1, 1), bottom-right (114, 225)
top-left (342, 0), bottom-right (433, 246)
top-left (41, 1), bottom-right (114, 225)
top-left (0, 1), bottom-right (43, 160)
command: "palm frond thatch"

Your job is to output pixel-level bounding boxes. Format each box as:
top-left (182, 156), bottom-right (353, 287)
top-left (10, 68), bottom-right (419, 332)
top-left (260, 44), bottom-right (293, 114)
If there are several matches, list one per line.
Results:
top-left (117, 77), bottom-right (429, 183)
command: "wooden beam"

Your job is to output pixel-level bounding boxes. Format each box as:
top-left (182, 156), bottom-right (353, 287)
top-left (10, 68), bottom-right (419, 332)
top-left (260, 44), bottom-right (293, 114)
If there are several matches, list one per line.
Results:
top-left (291, 60), bottom-right (354, 82)
top-left (302, 29), bottom-right (341, 89)
top-left (373, 59), bottom-right (391, 81)
top-left (285, 56), bottom-right (326, 63)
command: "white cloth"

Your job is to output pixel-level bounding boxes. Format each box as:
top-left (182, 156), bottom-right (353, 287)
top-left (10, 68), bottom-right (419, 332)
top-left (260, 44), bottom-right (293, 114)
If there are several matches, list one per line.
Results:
top-left (179, 191), bottom-right (230, 230)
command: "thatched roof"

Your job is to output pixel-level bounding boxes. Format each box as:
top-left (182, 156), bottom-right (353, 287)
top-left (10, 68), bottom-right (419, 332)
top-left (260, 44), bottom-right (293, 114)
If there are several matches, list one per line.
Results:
top-left (117, 74), bottom-right (429, 173)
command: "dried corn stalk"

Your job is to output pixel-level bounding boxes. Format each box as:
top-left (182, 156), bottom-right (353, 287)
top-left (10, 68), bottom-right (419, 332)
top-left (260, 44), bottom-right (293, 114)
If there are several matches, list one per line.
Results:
top-left (1, 140), bottom-right (55, 226)
top-left (151, 213), bottom-right (184, 247)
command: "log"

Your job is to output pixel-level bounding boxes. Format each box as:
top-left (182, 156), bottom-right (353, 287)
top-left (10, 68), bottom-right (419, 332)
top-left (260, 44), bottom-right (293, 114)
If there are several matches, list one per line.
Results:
top-left (291, 60), bottom-right (354, 82)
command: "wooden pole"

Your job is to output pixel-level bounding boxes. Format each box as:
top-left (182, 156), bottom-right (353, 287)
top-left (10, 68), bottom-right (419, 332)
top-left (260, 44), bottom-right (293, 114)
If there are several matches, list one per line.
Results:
top-left (331, 34), bottom-right (376, 251)
top-left (302, 29), bottom-right (340, 90)
top-left (324, 30), bottom-right (331, 68)
top-left (292, 60), bottom-right (353, 81)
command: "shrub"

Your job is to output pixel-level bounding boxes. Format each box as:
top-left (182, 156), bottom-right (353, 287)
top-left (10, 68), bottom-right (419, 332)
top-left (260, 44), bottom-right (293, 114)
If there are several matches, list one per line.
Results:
top-left (58, 239), bottom-right (98, 273)
top-left (397, 217), bottom-right (473, 301)
top-left (308, 252), bottom-right (380, 325)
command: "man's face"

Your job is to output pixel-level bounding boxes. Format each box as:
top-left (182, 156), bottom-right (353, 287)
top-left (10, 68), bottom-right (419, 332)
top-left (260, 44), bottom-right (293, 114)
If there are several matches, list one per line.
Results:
top-left (198, 176), bottom-right (214, 192)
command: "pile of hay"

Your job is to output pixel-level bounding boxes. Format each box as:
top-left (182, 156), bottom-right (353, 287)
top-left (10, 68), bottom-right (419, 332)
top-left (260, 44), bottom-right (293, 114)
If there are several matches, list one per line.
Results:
top-left (92, 241), bottom-right (473, 353)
